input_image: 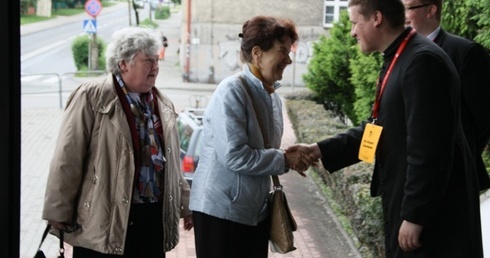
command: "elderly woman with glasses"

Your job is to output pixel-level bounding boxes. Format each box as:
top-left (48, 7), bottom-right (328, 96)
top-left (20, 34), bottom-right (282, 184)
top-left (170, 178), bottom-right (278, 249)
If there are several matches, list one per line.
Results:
top-left (42, 27), bottom-right (193, 258)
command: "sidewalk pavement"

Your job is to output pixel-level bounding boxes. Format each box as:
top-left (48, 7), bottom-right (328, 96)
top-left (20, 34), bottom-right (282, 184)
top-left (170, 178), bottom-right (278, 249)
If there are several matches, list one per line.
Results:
top-left (20, 3), bottom-right (362, 258)
top-left (21, 2), bottom-right (490, 257)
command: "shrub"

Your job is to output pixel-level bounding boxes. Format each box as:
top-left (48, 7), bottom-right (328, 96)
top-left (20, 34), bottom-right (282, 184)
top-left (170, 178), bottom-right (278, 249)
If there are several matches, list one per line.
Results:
top-left (71, 35), bottom-right (106, 71)
top-left (285, 91), bottom-right (384, 258)
top-left (303, 10), bottom-right (358, 125)
top-left (139, 18), bottom-right (158, 29)
top-left (350, 50), bottom-right (382, 123)
top-left (483, 148), bottom-right (490, 178)
top-left (20, 0), bottom-right (36, 14)
top-left (155, 6), bottom-right (171, 20)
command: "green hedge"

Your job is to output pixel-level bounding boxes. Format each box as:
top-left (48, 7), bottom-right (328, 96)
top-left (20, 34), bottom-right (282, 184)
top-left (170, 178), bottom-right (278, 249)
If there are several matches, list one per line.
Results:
top-left (155, 6), bottom-right (171, 20)
top-left (285, 90), bottom-right (490, 257)
top-left (71, 35), bottom-right (106, 71)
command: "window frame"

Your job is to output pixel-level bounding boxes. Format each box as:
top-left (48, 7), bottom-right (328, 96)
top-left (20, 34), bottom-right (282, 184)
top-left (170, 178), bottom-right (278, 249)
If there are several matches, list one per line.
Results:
top-left (324, 0), bottom-right (348, 28)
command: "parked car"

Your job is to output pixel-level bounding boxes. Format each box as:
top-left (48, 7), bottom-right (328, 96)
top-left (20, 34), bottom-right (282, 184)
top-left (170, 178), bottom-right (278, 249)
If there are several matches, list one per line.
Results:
top-left (176, 108), bottom-right (205, 187)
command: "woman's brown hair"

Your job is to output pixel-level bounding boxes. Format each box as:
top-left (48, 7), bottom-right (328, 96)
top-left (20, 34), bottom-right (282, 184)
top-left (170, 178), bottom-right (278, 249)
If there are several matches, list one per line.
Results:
top-left (239, 16), bottom-right (298, 63)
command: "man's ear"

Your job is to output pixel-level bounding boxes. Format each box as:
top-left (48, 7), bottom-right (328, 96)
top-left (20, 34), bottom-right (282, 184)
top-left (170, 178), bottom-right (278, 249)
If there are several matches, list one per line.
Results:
top-left (427, 4), bottom-right (437, 18)
top-left (373, 10), bottom-right (383, 27)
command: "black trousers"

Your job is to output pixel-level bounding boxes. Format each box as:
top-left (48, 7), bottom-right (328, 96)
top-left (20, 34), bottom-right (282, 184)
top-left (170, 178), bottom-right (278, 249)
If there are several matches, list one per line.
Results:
top-left (73, 202), bottom-right (165, 258)
top-left (193, 211), bottom-right (269, 258)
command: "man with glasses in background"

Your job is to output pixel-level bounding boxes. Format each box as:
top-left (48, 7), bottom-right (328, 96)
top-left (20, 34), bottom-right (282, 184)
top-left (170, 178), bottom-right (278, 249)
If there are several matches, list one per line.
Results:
top-left (404, 0), bottom-right (490, 193)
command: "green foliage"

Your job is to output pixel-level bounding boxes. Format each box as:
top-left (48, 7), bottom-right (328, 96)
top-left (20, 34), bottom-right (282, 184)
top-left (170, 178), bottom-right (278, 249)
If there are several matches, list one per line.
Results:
top-left (53, 0), bottom-right (83, 9)
top-left (483, 148), bottom-right (490, 178)
top-left (473, 0), bottom-right (490, 49)
top-left (139, 18), bottom-right (158, 29)
top-left (155, 6), bottom-right (171, 20)
top-left (441, 0), bottom-right (480, 40)
top-left (52, 7), bottom-right (84, 15)
top-left (285, 93), bottom-right (384, 258)
top-left (71, 35), bottom-right (106, 71)
top-left (350, 49), bottom-right (382, 123)
top-left (303, 11), bottom-right (358, 125)
top-left (20, 0), bottom-right (37, 15)
top-left (20, 15), bottom-right (51, 25)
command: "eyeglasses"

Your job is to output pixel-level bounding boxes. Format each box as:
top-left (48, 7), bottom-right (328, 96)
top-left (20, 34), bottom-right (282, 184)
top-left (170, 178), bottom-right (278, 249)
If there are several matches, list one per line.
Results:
top-left (405, 3), bottom-right (431, 10)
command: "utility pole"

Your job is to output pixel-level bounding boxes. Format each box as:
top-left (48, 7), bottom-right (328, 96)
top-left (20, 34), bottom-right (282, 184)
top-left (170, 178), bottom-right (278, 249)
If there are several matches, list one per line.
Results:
top-left (84, 0), bottom-right (102, 70)
top-left (207, 0), bottom-right (215, 84)
top-left (149, 2), bottom-right (152, 21)
top-left (128, 0), bottom-right (132, 26)
top-left (90, 21), bottom-right (99, 70)
top-left (184, 0), bottom-right (191, 82)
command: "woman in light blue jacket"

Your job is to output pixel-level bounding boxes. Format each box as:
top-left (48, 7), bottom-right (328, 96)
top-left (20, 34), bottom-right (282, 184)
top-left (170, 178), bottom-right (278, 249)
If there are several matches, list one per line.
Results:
top-left (189, 16), bottom-right (303, 258)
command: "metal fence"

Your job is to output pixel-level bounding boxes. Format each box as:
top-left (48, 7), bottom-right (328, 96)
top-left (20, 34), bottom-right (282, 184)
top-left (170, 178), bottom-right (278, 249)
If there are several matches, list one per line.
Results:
top-left (21, 70), bottom-right (107, 108)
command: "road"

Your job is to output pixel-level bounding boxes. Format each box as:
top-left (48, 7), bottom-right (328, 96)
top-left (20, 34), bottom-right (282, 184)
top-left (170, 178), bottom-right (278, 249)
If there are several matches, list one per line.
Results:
top-left (21, 2), bottom-right (153, 75)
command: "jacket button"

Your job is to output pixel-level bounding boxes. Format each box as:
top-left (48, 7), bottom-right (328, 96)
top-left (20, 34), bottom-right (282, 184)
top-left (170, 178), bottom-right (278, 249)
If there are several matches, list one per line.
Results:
top-left (169, 195), bottom-right (173, 201)
top-left (115, 247), bottom-right (122, 253)
top-left (122, 198), bottom-right (129, 204)
top-left (167, 148), bottom-right (171, 153)
top-left (83, 202), bottom-right (90, 208)
top-left (92, 175), bottom-right (98, 184)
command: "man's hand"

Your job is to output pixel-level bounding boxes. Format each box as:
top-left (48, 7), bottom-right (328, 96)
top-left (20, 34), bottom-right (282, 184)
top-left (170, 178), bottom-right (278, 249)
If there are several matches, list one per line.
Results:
top-left (286, 143), bottom-right (322, 163)
top-left (283, 143), bottom-right (322, 176)
top-left (398, 220), bottom-right (423, 252)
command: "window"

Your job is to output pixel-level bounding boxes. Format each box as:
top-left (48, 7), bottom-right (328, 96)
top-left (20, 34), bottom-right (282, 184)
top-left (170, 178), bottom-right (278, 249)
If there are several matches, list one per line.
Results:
top-left (324, 0), bottom-right (348, 28)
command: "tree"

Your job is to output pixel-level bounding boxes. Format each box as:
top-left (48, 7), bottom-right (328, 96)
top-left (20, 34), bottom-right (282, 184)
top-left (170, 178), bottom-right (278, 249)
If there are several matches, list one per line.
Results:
top-left (441, 0), bottom-right (479, 40)
top-left (303, 11), bottom-right (358, 125)
top-left (473, 0), bottom-right (490, 48)
top-left (350, 50), bottom-right (382, 123)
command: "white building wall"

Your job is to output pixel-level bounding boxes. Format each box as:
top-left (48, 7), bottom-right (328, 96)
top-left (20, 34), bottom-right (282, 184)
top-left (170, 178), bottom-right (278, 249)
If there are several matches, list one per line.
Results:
top-left (180, 0), bottom-right (329, 85)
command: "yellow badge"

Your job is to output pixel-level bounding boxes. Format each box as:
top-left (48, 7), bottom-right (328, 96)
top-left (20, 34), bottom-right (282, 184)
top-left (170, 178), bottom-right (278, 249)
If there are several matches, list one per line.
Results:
top-left (358, 123), bottom-right (383, 163)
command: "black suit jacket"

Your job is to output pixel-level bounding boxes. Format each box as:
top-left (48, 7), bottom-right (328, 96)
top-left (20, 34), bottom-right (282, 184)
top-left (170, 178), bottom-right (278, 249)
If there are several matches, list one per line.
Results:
top-left (317, 29), bottom-right (483, 257)
top-left (434, 29), bottom-right (490, 190)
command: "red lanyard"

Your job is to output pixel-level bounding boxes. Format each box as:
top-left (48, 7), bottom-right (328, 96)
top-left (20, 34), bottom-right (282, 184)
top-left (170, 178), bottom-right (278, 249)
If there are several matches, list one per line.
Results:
top-left (372, 29), bottom-right (416, 121)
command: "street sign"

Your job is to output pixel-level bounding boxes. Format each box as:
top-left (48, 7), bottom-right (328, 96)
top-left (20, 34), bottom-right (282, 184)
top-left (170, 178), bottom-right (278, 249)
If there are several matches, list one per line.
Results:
top-left (85, 0), bottom-right (102, 17)
top-left (83, 19), bottom-right (97, 34)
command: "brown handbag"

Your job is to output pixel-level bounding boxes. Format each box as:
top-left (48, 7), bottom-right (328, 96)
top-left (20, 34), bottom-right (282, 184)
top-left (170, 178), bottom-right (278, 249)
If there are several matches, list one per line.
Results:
top-left (238, 75), bottom-right (297, 253)
top-left (268, 175), bottom-right (298, 253)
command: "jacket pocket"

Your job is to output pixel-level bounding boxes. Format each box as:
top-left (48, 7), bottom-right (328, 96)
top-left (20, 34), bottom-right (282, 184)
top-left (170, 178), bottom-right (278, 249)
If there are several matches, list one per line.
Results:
top-left (75, 166), bottom-right (97, 225)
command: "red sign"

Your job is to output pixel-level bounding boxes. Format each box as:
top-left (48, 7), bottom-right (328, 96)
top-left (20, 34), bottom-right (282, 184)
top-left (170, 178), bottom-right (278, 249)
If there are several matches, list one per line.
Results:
top-left (85, 0), bottom-right (102, 17)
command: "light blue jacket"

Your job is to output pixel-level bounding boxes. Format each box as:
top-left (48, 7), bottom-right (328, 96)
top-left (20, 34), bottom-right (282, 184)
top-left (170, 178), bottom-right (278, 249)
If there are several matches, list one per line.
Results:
top-left (189, 64), bottom-right (288, 226)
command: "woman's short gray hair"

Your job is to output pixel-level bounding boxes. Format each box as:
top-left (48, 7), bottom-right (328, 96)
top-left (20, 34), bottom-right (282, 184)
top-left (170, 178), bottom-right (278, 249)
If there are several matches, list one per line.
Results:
top-left (105, 27), bottom-right (162, 74)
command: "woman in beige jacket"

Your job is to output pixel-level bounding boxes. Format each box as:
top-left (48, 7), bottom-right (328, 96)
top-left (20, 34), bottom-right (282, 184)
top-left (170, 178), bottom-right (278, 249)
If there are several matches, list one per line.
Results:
top-left (42, 27), bottom-right (192, 258)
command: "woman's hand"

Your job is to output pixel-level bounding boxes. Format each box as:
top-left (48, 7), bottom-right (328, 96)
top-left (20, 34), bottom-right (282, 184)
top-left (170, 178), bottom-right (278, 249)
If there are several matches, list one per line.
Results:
top-left (183, 215), bottom-right (193, 231)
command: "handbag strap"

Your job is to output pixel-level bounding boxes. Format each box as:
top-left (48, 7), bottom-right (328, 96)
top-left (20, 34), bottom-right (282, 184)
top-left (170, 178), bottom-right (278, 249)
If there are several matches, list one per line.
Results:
top-left (238, 75), bottom-right (281, 188)
top-left (37, 224), bottom-right (51, 250)
top-left (37, 224), bottom-right (65, 258)
top-left (59, 229), bottom-right (65, 258)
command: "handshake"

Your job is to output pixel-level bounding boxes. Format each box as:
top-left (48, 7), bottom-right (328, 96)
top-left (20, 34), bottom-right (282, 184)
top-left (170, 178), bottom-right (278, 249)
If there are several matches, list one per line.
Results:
top-left (283, 143), bottom-right (322, 177)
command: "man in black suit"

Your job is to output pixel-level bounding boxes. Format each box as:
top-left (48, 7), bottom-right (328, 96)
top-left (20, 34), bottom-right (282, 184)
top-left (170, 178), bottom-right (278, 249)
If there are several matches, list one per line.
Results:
top-left (404, 0), bottom-right (490, 191)
top-left (288, 0), bottom-right (484, 257)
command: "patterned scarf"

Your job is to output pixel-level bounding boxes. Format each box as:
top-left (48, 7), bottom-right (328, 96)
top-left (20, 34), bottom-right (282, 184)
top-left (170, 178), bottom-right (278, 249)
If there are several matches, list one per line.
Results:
top-left (116, 74), bottom-right (165, 203)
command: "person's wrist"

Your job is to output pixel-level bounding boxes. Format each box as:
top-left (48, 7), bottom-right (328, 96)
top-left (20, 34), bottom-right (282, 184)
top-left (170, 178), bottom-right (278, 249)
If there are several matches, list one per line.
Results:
top-left (283, 150), bottom-right (290, 172)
